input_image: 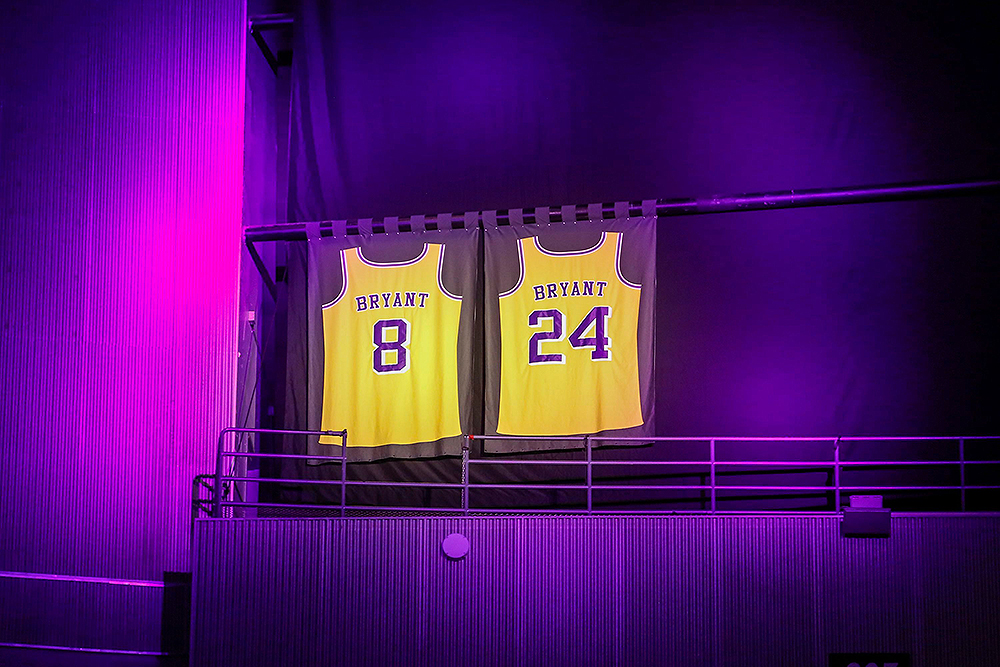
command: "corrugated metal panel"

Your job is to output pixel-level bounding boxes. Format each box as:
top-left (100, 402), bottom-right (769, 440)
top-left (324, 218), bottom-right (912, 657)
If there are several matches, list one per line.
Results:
top-left (814, 515), bottom-right (920, 657)
top-left (0, 0), bottom-right (244, 586)
top-left (0, 573), bottom-right (168, 653)
top-left (616, 517), bottom-right (713, 665)
top-left (904, 517), bottom-right (1000, 665)
top-left (191, 516), bottom-right (1000, 667)
top-left (714, 516), bottom-right (819, 666)
top-left (192, 519), bottom-right (340, 666)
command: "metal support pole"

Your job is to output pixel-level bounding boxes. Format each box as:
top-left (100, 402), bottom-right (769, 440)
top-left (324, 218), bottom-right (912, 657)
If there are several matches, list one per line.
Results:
top-left (244, 179), bottom-right (1000, 243)
top-left (833, 437), bottom-right (841, 512)
top-left (585, 435), bottom-right (592, 514)
top-left (212, 429), bottom-right (229, 518)
top-left (709, 439), bottom-right (716, 513)
top-left (959, 438), bottom-right (966, 512)
top-left (249, 13), bottom-right (295, 29)
top-left (462, 436), bottom-right (471, 515)
top-left (191, 475), bottom-right (201, 524)
top-left (340, 430), bottom-right (348, 518)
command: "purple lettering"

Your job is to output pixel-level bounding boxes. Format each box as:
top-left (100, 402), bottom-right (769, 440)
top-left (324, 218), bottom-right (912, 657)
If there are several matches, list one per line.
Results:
top-left (369, 294), bottom-right (379, 309)
top-left (356, 296), bottom-right (368, 312)
top-left (528, 309), bottom-right (565, 364)
top-left (547, 283), bottom-right (557, 299)
top-left (417, 292), bottom-right (429, 308)
top-left (392, 292), bottom-right (403, 308)
top-left (404, 292), bottom-right (416, 307)
top-left (533, 285), bottom-right (546, 301)
top-left (582, 281), bottom-right (594, 296)
top-left (596, 281), bottom-right (607, 297)
top-left (381, 292), bottom-right (392, 308)
top-left (570, 281), bottom-right (581, 297)
top-left (373, 318), bottom-right (410, 373)
top-left (559, 281), bottom-right (569, 297)
top-left (569, 306), bottom-right (612, 360)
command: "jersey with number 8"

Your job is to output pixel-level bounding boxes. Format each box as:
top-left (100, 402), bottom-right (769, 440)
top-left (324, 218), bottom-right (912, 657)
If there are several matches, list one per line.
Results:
top-left (320, 244), bottom-right (462, 447)
top-left (498, 232), bottom-right (643, 435)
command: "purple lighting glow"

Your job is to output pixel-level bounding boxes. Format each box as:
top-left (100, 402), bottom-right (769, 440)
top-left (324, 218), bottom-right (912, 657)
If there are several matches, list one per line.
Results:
top-left (0, 0), bottom-right (245, 581)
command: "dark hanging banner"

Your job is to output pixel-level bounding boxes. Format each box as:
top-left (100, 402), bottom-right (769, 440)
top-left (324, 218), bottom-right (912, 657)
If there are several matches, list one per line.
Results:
top-left (284, 0), bottom-right (1000, 464)
top-left (482, 203), bottom-right (657, 451)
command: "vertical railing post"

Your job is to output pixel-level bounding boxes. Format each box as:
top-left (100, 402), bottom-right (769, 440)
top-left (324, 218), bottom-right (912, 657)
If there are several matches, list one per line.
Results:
top-left (192, 475), bottom-right (201, 524)
top-left (959, 438), bottom-right (966, 512)
top-left (212, 429), bottom-right (228, 518)
top-left (833, 436), bottom-right (841, 512)
top-left (340, 430), bottom-right (348, 518)
top-left (709, 439), bottom-right (716, 513)
top-left (462, 436), bottom-right (471, 515)
top-left (585, 435), bottom-right (592, 514)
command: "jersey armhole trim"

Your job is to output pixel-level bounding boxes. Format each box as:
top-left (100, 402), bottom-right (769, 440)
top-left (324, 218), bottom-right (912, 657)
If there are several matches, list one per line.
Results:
top-left (321, 249), bottom-right (349, 309)
top-left (437, 244), bottom-right (462, 301)
top-left (498, 238), bottom-right (525, 298)
top-left (615, 232), bottom-right (642, 290)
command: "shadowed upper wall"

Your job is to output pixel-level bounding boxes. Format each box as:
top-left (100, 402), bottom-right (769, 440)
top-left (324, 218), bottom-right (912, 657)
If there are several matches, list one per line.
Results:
top-left (285, 0), bottom-right (1000, 439)
top-left (289, 0), bottom-right (999, 220)
top-left (0, 0), bottom-right (244, 579)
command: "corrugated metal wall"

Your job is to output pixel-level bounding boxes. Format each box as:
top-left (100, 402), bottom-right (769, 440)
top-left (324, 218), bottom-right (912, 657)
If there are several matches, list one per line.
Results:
top-left (0, 573), bottom-right (176, 654)
top-left (191, 516), bottom-right (1000, 667)
top-left (0, 0), bottom-right (244, 580)
top-left (0, 0), bottom-right (244, 657)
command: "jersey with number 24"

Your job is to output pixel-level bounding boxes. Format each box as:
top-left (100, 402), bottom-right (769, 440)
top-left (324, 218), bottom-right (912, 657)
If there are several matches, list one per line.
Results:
top-left (498, 232), bottom-right (643, 436)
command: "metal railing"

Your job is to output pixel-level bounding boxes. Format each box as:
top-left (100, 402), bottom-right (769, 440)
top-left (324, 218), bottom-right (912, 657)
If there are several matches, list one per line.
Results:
top-left (209, 427), bottom-right (347, 517)
top-left (195, 429), bottom-right (1000, 518)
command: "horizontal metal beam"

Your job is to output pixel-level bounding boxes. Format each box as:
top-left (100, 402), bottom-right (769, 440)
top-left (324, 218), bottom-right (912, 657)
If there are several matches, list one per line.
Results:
top-left (244, 178), bottom-right (1000, 243)
top-left (221, 476), bottom-right (463, 489)
top-left (0, 571), bottom-right (170, 587)
top-left (248, 13), bottom-right (294, 30)
top-left (217, 501), bottom-right (466, 512)
top-left (654, 179), bottom-right (1000, 215)
top-left (221, 451), bottom-right (345, 461)
top-left (0, 642), bottom-right (180, 657)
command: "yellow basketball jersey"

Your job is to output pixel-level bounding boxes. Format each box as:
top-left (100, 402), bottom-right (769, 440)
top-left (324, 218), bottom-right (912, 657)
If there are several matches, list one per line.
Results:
top-left (320, 244), bottom-right (463, 447)
top-left (498, 232), bottom-right (643, 435)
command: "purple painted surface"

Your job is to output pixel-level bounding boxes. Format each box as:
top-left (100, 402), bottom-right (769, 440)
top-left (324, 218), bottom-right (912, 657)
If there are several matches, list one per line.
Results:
top-left (0, 0), bottom-right (244, 583)
top-left (190, 516), bottom-right (1000, 666)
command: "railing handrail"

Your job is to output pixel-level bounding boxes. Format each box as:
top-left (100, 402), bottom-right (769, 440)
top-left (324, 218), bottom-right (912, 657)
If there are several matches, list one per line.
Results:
top-left (198, 429), bottom-right (999, 518)
top-left (212, 426), bottom-right (348, 518)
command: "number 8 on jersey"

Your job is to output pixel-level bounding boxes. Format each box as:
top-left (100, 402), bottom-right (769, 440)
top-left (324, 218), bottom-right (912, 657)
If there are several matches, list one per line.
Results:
top-left (320, 244), bottom-right (463, 447)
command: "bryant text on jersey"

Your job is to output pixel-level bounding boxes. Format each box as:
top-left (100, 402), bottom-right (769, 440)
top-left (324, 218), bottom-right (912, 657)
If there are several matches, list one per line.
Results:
top-left (532, 280), bottom-right (607, 301)
top-left (355, 291), bottom-right (430, 312)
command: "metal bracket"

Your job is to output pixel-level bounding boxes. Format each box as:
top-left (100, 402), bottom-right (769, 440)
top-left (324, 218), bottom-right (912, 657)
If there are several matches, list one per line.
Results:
top-left (246, 239), bottom-right (278, 302)
top-left (249, 13), bottom-right (294, 76)
top-left (250, 27), bottom-right (280, 75)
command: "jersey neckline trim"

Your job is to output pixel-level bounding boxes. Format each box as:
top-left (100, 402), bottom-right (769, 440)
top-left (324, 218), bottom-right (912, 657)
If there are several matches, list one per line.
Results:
top-left (356, 243), bottom-right (429, 267)
top-left (532, 231), bottom-right (607, 256)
